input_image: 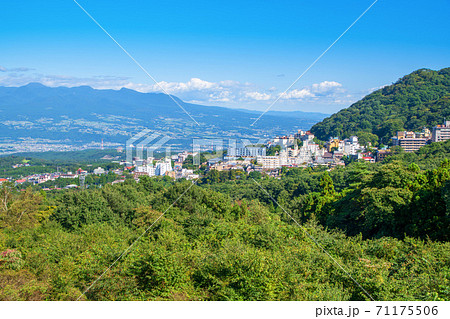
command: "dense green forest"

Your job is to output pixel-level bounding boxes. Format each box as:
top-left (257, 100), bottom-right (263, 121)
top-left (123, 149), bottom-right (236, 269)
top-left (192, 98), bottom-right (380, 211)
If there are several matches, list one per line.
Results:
top-left (310, 68), bottom-right (450, 142)
top-left (0, 154), bottom-right (123, 179)
top-left (0, 141), bottom-right (449, 301)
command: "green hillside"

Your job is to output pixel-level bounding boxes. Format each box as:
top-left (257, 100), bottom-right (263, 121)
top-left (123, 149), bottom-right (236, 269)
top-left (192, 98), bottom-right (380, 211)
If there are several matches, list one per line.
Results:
top-left (1, 158), bottom-right (449, 300)
top-left (310, 68), bottom-right (450, 142)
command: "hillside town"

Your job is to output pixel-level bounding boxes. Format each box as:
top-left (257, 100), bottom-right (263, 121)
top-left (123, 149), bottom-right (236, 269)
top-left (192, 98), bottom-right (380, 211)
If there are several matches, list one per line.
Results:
top-left (1, 120), bottom-right (450, 188)
top-left (200, 119), bottom-right (450, 175)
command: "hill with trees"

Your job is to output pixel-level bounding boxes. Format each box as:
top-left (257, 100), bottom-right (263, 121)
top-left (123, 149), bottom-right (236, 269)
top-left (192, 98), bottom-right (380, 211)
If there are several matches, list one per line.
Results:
top-left (310, 68), bottom-right (450, 143)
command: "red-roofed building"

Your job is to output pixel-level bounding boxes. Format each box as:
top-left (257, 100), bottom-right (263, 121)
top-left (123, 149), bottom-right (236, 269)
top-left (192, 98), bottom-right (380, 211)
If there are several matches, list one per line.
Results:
top-left (77, 168), bottom-right (88, 175)
top-left (363, 156), bottom-right (375, 163)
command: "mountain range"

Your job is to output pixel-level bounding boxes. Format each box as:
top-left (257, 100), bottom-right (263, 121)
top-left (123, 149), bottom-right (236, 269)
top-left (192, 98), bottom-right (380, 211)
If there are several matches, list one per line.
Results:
top-left (0, 83), bottom-right (328, 154)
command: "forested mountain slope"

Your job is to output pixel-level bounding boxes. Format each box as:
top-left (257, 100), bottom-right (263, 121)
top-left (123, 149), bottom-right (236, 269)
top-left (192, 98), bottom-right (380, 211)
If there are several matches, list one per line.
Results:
top-left (1, 171), bottom-right (449, 301)
top-left (311, 68), bottom-right (450, 142)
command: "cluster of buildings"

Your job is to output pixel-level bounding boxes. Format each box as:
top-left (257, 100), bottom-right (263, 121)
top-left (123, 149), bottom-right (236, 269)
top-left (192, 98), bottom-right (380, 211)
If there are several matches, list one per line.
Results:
top-left (255, 131), bottom-right (366, 169)
top-left (3, 120), bottom-right (450, 186)
top-left (201, 130), bottom-right (370, 174)
top-left (12, 163), bottom-right (30, 169)
top-left (1, 171), bottom-right (80, 190)
top-left (131, 151), bottom-right (199, 180)
top-left (392, 120), bottom-right (450, 152)
top-left (0, 165), bottom-right (125, 190)
top-left (203, 119), bottom-right (450, 174)
top-left (133, 157), bottom-right (173, 177)
top-left (205, 123), bottom-right (443, 174)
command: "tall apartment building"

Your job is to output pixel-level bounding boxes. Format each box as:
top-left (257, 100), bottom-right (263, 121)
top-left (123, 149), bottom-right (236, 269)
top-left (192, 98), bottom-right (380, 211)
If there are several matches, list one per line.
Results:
top-left (432, 120), bottom-right (450, 142)
top-left (256, 156), bottom-right (281, 169)
top-left (392, 130), bottom-right (430, 153)
top-left (155, 158), bottom-right (173, 176)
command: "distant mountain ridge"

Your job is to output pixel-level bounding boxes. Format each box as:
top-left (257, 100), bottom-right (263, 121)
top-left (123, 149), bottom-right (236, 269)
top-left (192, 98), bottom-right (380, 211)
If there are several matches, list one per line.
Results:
top-left (310, 68), bottom-right (450, 141)
top-left (0, 83), bottom-right (328, 154)
top-left (0, 82), bottom-right (327, 121)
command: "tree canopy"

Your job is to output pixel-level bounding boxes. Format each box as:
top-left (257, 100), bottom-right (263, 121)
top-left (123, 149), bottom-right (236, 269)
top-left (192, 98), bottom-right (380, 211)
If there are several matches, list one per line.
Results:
top-left (2, 140), bottom-right (449, 300)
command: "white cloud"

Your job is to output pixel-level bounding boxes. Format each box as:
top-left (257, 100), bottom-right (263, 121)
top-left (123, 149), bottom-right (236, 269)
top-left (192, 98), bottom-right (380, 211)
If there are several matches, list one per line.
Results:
top-left (281, 81), bottom-right (344, 101)
top-left (209, 90), bottom-right (234, 102)
top-left (124, 78), bottom-right (274, 104)
top-left (368, 83), bottom-right (389, 93)
top-left (280, 88), bottom-right (314, 100)
top-left (127, 77), bottom-right (254, 104)
top-left (148, 78), bottom-right (216, 93)
top-left (0, 66), bottom-right (34, 72)
top-left (219, 80), bottom-right (240, 87)
top-left (244, 91), bottom-right (272, 101)
top-left (311, 80), bottom-right (342, 93)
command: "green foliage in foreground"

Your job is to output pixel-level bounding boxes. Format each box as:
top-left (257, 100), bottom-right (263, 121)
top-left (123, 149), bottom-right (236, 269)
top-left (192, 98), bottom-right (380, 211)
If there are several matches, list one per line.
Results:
top-left (204, 161), bottom-right (450, 242)
top-left (0, 142), bottom-right (449, 301)
top-left (0, 171), bottom-right (449, 301)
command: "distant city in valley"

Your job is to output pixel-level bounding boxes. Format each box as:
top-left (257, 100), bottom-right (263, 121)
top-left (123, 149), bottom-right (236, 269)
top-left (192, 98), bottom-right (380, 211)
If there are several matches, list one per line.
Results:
top-left (2, 118), bottom-right (450, 189)
top-left (0, 83), bottom-right (327, 155)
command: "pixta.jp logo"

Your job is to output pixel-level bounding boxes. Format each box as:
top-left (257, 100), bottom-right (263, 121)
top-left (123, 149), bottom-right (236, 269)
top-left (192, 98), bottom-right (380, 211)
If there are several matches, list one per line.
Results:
top-left (126, 129), bottom-right (171, 163)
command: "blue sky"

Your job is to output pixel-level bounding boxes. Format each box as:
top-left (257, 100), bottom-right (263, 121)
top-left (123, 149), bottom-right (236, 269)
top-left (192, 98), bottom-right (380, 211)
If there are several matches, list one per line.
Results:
top-left (0, 0), bottom-right (449, 113)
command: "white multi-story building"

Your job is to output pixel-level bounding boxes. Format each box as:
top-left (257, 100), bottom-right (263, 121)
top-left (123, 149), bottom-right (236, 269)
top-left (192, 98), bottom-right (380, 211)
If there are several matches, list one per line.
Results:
top-left (303, 140), bottom-right (320, 154)
top-left (93, 167), bottom-right (106, 175)
top-left (297, 148), bottom-right (314, 164)
top-left (342, 136), bottom-right (362, 155)
top-left (155, 158), bottom-right (173, 176)
top-left (288, 147), bottom-right (298, 157)
top-left (273, 135), bottom-right (295, 147)
top-left (256, 156), bottom-right (287, 169)
top-left (135, 158), bottom-right (172, 177)
top-left (301, 132), bottom-right (315, 142)
top-left (135, 165), bottom-right (156, 177)
top-left (228, 146), bottom-right (266, 157)
top-left (432, 120), bottom-right (450, 142)
top-left (392, 130), bottom-right (430, 152)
